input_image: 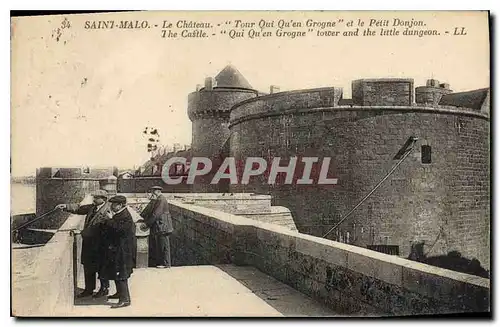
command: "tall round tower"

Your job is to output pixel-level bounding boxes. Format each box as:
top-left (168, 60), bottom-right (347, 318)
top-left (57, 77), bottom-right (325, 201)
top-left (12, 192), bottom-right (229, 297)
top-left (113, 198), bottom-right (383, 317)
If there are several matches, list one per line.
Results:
top-left (187, 65), bottom-right (259, 192)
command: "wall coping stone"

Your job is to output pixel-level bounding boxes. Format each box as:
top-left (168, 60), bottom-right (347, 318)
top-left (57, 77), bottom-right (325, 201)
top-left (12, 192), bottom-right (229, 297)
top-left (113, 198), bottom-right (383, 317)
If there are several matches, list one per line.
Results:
top-left (170, 200), bottom-right (255, 226)
top-left (174, 195), bottom-right (271, 201)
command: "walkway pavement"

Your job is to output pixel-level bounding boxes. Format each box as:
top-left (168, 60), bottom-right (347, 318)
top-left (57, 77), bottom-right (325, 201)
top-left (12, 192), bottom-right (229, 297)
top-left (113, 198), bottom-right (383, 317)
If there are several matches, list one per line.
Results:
top-left (67, 264), bottom-right (336, 317)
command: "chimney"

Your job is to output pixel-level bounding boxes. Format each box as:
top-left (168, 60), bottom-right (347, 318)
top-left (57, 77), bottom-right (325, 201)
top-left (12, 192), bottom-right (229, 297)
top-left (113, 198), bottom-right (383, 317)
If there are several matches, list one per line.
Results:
top-left (205, 77), bottom-right (216, 90)
top-left (270, 85), bottom-right (280, 94)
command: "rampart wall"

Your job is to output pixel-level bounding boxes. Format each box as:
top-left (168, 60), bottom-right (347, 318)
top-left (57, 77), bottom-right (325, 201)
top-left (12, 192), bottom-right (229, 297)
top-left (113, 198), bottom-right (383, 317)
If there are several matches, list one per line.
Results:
top-left (169, 200), bottom-right (490, 316)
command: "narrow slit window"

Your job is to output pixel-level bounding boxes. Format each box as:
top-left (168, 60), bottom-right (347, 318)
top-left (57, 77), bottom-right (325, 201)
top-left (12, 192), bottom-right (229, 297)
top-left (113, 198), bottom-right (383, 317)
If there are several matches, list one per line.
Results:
top-left (421, 145), bottom-right (432, 164)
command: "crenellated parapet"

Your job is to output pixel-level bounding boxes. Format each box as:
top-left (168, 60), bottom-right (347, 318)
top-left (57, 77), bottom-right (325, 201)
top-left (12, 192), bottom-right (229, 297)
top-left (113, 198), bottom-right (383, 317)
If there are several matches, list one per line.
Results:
top-left (228, 77), bottom-right (490, 269)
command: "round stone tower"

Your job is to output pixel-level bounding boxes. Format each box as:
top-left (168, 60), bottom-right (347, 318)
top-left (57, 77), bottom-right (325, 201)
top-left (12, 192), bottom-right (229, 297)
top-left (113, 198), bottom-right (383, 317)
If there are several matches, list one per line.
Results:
top-left (229, 80), bottom-right (490, 269)
top-left (187, 65), bottom-right (258, 192)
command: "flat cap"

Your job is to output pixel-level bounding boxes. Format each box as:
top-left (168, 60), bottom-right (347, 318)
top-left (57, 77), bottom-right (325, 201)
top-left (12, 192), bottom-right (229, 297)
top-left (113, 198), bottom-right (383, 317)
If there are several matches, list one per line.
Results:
top-left (108, 195), bottom-right (127, 204)
top-left (92, 189), bottom-right (108, 198)
top-left (150, 186), bottom-right (163, 191)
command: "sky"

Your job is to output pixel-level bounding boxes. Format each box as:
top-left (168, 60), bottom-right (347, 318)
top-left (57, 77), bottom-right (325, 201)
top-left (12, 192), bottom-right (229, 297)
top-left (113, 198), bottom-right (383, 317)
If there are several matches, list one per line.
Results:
top-left (10, 11), bottom-right (490, 176)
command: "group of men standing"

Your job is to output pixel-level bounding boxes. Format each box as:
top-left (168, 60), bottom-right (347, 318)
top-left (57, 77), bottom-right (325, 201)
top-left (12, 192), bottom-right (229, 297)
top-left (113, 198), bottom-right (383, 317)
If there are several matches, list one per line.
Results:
top-left (56, 186), bottom-right (173, 309)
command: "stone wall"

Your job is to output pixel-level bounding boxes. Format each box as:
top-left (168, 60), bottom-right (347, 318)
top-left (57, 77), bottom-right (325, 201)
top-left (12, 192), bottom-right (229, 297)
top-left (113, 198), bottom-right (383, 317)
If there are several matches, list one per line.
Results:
top-left (188, 89), bottom-right (257, 122)
top-left (188, 89), bottom-right (257, 192)
top-left (117, 176), bottom-right (192, 193)
top-left (352, 79), bottom-right (414, 106)
top-left (11, 213), bottom-right (36, 230)
top-left (170, 201), bottom-right (239, 266)
top-left (169, 200), bottom-right (490, 316)
top-left (237, 206), bottom-right (297, 231)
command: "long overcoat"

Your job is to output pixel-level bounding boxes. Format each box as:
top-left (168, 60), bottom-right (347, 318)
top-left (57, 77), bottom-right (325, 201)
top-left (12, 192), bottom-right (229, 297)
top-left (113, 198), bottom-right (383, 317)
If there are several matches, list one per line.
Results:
top-left (66, 202), bottom-right (111, 272)
top-left (99, 207), bottom-right (135, 280)
top-left (140, 195), bottom-right (174, 235)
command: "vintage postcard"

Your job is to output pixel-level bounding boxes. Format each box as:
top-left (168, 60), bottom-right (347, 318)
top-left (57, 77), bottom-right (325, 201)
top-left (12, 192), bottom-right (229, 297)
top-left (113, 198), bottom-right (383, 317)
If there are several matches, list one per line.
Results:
top-left (11, 10), bottom-right (490, 317)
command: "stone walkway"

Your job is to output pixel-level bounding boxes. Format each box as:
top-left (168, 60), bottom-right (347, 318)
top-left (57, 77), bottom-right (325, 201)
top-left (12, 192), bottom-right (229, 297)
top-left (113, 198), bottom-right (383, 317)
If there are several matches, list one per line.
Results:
top-left (67, 265), bottom-right (336, 317)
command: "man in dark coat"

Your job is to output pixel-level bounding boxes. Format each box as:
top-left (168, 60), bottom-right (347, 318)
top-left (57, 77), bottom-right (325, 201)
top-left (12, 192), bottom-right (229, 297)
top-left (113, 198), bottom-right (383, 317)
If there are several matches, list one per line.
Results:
top-left (99, 195), bottom-right (135, 309)
top-left (138, 186), bottom-right (174, 268)
top-left (56, 189), bottom-right (111, 298)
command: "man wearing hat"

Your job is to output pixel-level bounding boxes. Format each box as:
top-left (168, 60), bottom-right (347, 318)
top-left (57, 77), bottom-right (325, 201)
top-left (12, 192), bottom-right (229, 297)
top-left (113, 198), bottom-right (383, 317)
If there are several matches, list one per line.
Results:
top-left (55, 189), bottom-right (111, 298)
top-left (99, 195), bottom-right (135, 309)
top-left (138, 186), bottom-right (174, 268)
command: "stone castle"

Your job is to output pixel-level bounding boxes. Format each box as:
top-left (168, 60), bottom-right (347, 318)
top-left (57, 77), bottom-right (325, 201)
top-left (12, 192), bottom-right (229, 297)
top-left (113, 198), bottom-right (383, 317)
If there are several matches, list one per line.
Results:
top-left (37, 65), bottom-right (491, 270)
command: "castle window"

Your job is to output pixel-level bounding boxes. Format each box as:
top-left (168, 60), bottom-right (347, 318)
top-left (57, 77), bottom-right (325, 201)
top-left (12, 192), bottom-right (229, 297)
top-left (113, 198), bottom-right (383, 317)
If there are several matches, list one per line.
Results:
top-left (421, 145), bottom-right (432, 164)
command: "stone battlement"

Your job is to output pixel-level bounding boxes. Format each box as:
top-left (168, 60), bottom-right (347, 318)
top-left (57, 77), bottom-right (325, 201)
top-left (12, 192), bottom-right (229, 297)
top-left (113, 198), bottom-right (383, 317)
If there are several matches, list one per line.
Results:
top-left (11, 191), bottom-right (490, 317)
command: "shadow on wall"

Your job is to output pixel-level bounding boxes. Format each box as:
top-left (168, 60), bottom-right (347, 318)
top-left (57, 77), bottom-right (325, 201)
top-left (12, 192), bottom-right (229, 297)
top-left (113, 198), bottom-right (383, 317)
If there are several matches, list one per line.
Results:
top-left (407, 242), bottom-right (489, 279)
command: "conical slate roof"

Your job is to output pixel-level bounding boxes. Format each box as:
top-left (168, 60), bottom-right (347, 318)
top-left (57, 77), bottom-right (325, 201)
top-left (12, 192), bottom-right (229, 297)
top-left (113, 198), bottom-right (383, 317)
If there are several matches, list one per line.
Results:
top-left (214, 65), bottom-right (254, 90)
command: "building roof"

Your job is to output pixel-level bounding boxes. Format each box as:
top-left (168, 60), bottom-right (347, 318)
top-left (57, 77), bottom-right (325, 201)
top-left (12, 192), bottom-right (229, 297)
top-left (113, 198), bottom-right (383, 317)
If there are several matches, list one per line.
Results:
top-left (438, 88), bottom-right (489, 110)
top-left (214, 65), bottom-right (254, 90)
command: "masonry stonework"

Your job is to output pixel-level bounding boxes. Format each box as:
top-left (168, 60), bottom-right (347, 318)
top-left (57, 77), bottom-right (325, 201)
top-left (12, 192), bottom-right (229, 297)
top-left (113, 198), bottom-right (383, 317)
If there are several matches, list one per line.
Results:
top-left (134, 66), bottom-right (490, 271)
top-left (187, 66), bottom-right (259, 192)
top-left (352, 79), bottom-right (414, 106)
top-left (228, 85), bottom-right (490, 269)
top-left (168, 201), bottom-right (490, 315)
